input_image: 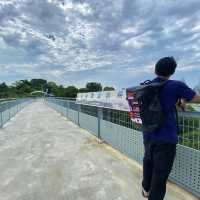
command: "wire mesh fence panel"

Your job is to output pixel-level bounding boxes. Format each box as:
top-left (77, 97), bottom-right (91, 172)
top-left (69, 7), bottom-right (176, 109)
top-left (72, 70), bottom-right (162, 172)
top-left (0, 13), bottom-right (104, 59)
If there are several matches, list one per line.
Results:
top-left (10, 106), bottom-right (14, 118)
top-left (14, 105), bottom-right (18, 115)
top-left (0, 99), bottom-right (33, 128)
top-left (59, 100), bottom-right (66, 114)
top-left (100, 119), bottom-right (144, 164)
top-left (81, 104), bottom-right (98, 117)
top-left (69, 101), bottom-right (78, 111)
top-left (170, 145), bottom-right (200, 197)
top-left (102, 108), bottom-right (141, 130)
top-left (68, 109), bottom-right (78, 124)
top-left (178, 112), bottom-right (200, 150)
top-left (101, 108), bottom-right (200, 151)
top-left (78, 104), bottom-right (99, 136)
top-left (79, 112), bottom-right (98, 136)
top-left (46, 98), bottom-right (200, 152)
top-left (2, 110), bottom-right (9, 124)
top-left (45, 98), bottom-right (200, 198)
top-left (60, 101), bottom-right (67, 116)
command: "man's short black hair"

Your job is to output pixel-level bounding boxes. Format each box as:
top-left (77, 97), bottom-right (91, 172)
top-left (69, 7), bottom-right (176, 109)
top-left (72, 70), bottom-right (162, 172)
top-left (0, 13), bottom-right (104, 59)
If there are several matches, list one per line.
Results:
top-left (155, 57), bottom-right (177, 77)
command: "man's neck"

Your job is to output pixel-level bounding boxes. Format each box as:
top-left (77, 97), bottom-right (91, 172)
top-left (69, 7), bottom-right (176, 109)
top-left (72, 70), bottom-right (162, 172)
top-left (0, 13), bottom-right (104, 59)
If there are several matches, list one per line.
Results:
top-left (157, 75), bottom-right (170, 80)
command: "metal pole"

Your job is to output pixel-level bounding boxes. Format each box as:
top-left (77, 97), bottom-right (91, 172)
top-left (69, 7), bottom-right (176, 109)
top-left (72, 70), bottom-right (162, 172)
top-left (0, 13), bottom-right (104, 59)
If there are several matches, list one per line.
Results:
top-left (8, 103), bottom-right (11, 120)
top-left (65, 101), bottom-right (68, 118)
top-left (98, 107), bottom-right (103, 141)
top-left (0, 111), bottom-right (3, 128)
top-left (67, 101), bottom-right (69, 118)
top-left (17, 102), bottom-right (19, 112)
top-left (77, 104), bottom-right (81, 126)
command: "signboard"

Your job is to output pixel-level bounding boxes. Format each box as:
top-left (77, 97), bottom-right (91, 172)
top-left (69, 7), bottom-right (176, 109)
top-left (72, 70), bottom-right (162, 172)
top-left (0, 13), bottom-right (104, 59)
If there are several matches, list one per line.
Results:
top-left (76, 89), bottom-right (130, 111)
top-left (126, 90), bottom-right (142, 124)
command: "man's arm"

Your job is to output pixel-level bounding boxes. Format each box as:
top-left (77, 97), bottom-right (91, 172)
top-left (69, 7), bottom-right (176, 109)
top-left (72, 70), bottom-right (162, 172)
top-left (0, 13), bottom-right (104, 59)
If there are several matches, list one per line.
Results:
top-left (190, 94), bottom-right (200, 104)
top-left (175, 81), bottom-right (200, 104)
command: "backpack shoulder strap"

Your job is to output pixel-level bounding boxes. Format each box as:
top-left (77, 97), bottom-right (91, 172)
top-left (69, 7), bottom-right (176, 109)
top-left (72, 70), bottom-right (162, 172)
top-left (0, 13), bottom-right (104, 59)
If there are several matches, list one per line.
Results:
top-left (141, 80), bottom-right (152, 85)
top-left (174, 106), bottom-right (180, 134)
top-left (140, 79), bottom-right (168, 88)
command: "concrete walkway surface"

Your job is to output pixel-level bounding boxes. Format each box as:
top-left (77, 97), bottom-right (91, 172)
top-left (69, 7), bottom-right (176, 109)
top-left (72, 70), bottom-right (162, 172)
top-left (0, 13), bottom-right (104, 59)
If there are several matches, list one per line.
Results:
top-left (0, 101), bottom-right (197, 200)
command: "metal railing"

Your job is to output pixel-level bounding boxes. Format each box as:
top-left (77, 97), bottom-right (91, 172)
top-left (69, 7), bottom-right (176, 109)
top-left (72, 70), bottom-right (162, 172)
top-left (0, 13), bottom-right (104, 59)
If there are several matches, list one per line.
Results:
top-left (0, 98), bottom-right (33, 128)
top-left (45, 98), bottom-right (200, 198)
top-left (0, 98), bottom-right (16, 103)
top-left (178, 112), bottom-right (200, 150)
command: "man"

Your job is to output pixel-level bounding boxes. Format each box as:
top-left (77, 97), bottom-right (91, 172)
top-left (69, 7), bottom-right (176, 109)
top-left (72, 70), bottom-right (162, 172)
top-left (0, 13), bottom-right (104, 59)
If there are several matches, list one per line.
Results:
top-left (142, 57), bottom-right (200, 200)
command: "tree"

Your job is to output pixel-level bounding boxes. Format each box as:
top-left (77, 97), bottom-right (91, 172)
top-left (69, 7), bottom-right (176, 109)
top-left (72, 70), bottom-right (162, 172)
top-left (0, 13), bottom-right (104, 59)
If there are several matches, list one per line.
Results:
top-left (0, 79), bottom-right (114, 98)
top-left (103, 86), bottom-right (115, 91)
top-left (65, 86), bottom-right (78, 98)
top-left (0, 83), bottom-right (9, 98)
top-left (8, 86), bottom-right (17, 98)
top-left (15, 80), bottom-right (32, 96)
top-left (86, 82), bottom-right (102, 92)
top-left (30, 79), bottom-right (47, 91)
top-left (0, 82), bottom-right (8, 92)
top-left (57, 85), bottom-right (65, 97)
top-left (78, 88), bottom-right (88, 93)
top-left (47, 82), bottom-right (59, 96)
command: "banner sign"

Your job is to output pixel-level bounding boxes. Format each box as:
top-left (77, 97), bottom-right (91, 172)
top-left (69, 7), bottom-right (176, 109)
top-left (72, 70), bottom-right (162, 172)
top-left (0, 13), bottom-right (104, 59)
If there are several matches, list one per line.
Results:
top-left (126, 90), bottom-right (142, 124)
top-left (76, 89), bottom-right (130, 111)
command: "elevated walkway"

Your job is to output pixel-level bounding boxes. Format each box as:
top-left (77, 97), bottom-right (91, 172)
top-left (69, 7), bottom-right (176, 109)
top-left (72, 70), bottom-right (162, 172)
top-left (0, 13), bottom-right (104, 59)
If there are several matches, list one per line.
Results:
top-left (0, 102), bottom-right (197, 200)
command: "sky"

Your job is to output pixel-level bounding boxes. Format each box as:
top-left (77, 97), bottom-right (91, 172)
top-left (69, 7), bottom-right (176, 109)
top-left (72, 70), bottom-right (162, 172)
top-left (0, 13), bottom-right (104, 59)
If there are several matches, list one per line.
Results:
top-left (0, 0), bottom-right (200, 89)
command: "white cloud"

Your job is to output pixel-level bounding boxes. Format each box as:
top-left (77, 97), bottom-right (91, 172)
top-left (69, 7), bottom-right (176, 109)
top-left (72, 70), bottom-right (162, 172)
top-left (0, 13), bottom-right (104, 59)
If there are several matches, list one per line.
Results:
top-left (178, 65), bottom-right (199, 72)
top-left (121, 27), bottom-right (138, 34)
top-left (122, 31), bottom-right (154, 49)
top-left (0, 0), bottom-right (200, 87)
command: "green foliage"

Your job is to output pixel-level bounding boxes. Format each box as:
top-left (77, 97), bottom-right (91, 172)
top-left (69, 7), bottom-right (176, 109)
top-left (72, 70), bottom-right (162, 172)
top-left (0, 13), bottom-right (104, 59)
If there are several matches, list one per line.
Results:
top-left (0, 83), bottom-right (9, 98)
top-left (15, 80), bottom-right (32, 96)
top-left (46, 82), bottom-right (58, 95)
top-left (104, 109), bottom-right (200, 150)
top-left (186, 105), bottom-right (196, 112)
top-left (178, 116), bottom-right (200, 150)
top-left (0, 80), bottom-right (114, 99)
top-left (179, 130), bottom-right (200, 150)
top-left (103, 86), bottom-right (115, 91)
top-left (86, 82), bottom-right (102, 92)
top-left (30, 79), bottom-right (47, 90)
top-left (65, 86), bottom-right (78, 98)
top-left (78, 88), bottom-right (88, 93)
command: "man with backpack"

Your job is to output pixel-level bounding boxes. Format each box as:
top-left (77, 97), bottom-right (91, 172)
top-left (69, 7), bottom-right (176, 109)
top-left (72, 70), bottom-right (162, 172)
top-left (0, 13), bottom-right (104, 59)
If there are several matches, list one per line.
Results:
top-left (139, 57), bottom-right (200, 200)
top-left (126, 57), bottom-right (200, 200)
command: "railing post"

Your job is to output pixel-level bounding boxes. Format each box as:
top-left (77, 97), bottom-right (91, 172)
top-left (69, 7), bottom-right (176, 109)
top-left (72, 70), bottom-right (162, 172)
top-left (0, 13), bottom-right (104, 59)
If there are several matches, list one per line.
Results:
top-left (17, 100), bottom-right (19, 112)
top-left (67, 101), bottom-right (69, 118)
top-left (8, 103), bottom-right (11, 120)
top-left (0, 111), bottom-right (2, 128)
top-left (17, 100), bottom-right (19, 113)
top-left (98, 107), bottom-right (103, 140)
top-left (67, 101), bottom-right (70, 119)
top-left (77, 104), bottom-right (81, 126)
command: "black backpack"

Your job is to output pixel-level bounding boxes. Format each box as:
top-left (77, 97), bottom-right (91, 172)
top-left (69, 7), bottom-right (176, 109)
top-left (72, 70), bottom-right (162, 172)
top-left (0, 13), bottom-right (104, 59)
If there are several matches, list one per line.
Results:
top-left (126, 80), bottom-right (167, 133)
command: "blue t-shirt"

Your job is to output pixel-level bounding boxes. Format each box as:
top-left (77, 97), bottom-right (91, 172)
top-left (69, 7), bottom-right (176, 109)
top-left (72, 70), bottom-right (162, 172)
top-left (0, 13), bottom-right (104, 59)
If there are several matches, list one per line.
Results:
top-left (143, 77), bottom-right (196, 144)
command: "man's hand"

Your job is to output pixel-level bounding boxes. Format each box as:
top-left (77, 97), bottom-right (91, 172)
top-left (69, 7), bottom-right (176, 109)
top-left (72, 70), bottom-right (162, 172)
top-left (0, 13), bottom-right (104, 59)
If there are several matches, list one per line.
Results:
top-left (190, 94), bottom-right (200, 104)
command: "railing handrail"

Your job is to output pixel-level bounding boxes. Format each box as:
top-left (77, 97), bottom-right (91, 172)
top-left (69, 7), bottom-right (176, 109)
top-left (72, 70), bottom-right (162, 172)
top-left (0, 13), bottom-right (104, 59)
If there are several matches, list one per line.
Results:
top-left (0, 98), bottom-right (16, 101)
top-left (48, 97), bottom-right (200, 118)
top-left (178, 111), bottom-right (200, 118)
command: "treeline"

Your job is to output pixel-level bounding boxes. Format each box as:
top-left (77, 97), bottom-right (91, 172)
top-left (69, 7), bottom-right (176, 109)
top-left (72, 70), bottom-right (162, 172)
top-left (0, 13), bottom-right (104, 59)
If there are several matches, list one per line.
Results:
top-left (0, 79), bottom-right (115, 99)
